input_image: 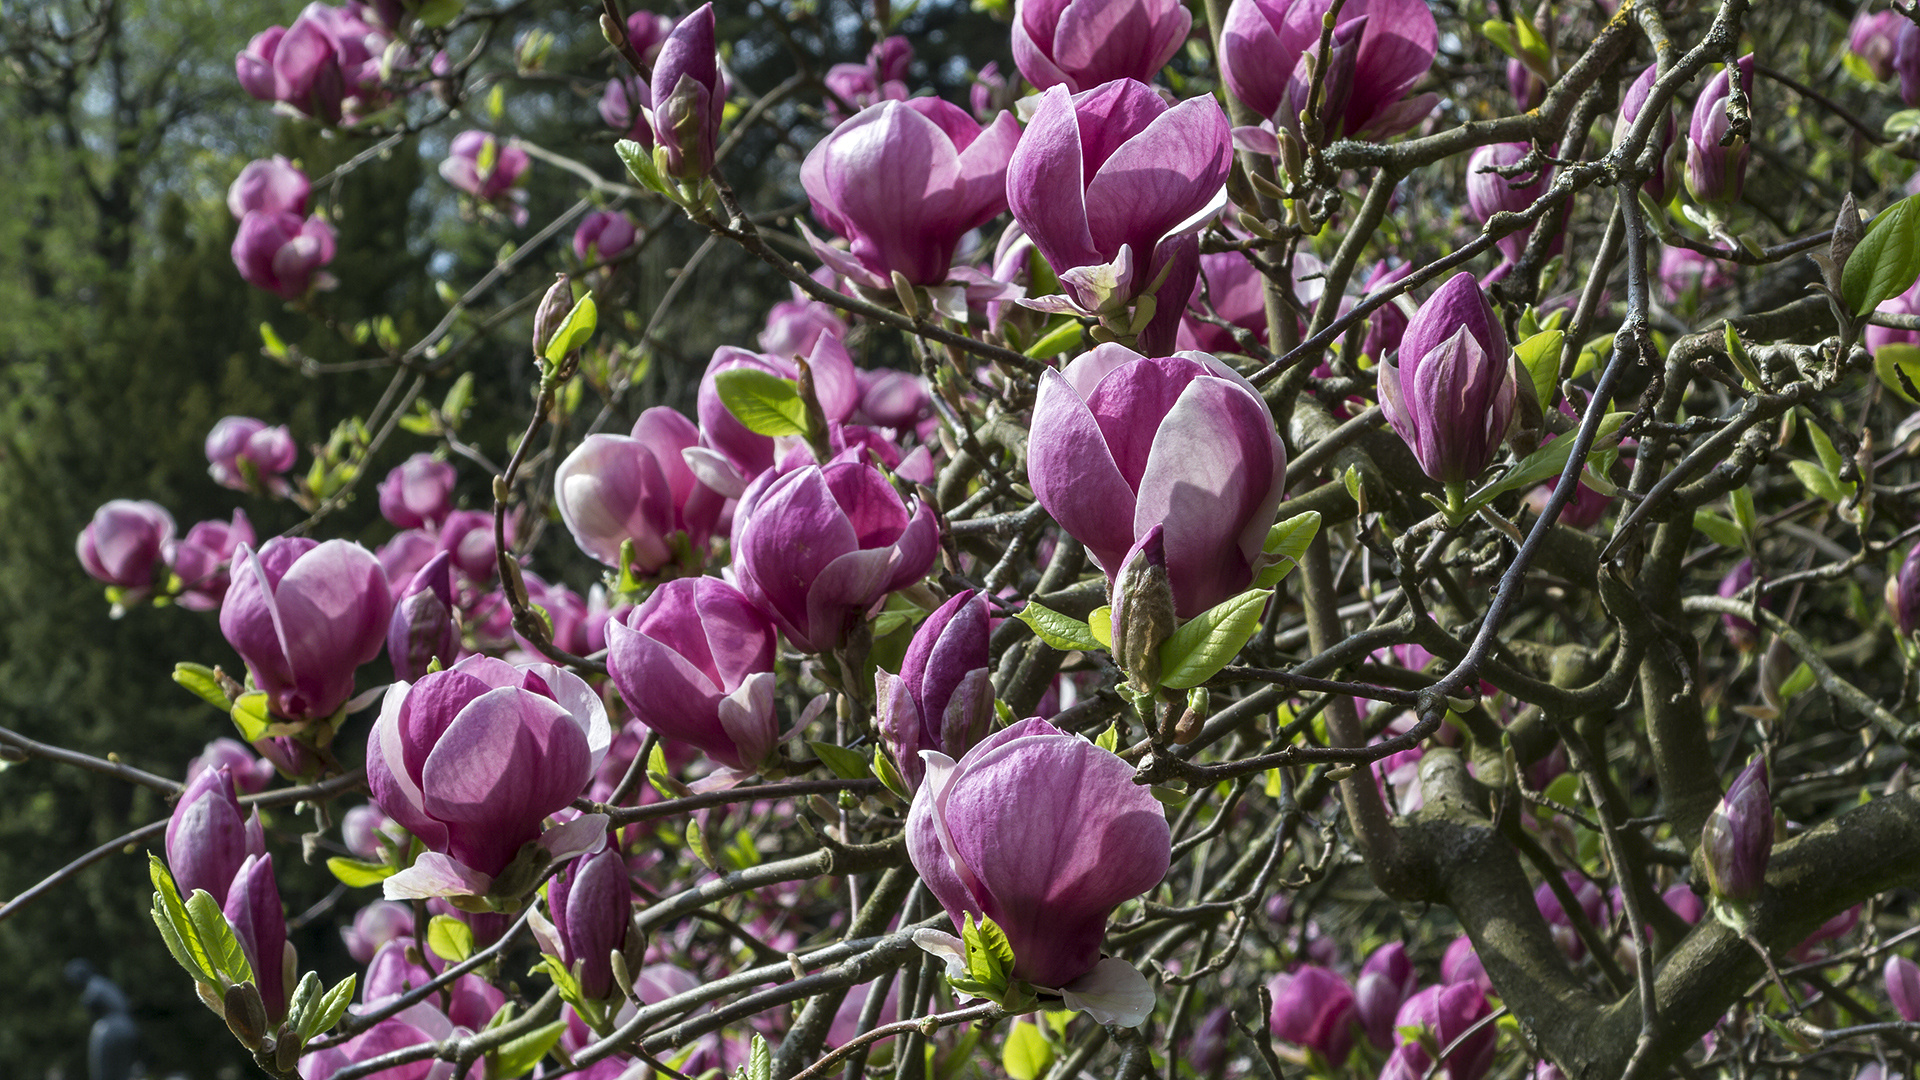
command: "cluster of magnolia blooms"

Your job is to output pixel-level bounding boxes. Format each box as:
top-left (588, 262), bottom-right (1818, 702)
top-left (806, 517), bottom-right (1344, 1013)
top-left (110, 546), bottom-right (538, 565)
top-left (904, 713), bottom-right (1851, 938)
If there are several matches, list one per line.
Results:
top-left (72, 0), bottom-right (1920, 1075)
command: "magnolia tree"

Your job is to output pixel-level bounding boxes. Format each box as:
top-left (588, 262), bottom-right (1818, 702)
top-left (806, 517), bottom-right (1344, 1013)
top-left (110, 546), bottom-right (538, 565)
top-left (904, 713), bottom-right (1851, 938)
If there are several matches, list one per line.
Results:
top-left (20, 0), bottom-right (1920, 1077)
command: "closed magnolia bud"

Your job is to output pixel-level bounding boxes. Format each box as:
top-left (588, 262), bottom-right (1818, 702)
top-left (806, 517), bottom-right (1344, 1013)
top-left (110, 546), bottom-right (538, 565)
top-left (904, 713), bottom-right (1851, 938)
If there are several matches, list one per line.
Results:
top-left (1267, 965), bottom-right (1358, 1065)
top-left (650, 4), bottom-right (724, 180)
top-left (1684, 56), bottom-right (1753, 208)
top-left (1887, 955), bottom-right (1920, 1022)
top-left (224, 853), bottom-right (290, 1022)
top-left (545, 847), bottom-right (632, 1000)
top-left (875, 589), bottom-right (994, 791)
top-left (532, 274), bottom-right (573, 358)
top-left (1378, 272), bottom-right (1517, 484)
top-left (1354, 942), bottom-right (1417, 1049)
top-left (1718, 558), bottom-right (1762, 651)
top-left (223, 981), bottom-right (270, 1048)
top-left (166, 766), bottom-right (267, 908)
top-left (1891, 542), bottom-right (1920, 637)
top-left (387, 551), bottom-right (459, 683)
top-left (1110, 524), bottom-right (1177, 691)
top-left (1701, 756), bottom-right (1771, 902)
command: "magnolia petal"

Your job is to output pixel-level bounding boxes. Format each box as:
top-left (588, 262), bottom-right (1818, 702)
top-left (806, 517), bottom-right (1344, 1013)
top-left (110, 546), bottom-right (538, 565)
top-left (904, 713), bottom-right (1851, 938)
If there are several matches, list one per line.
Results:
top-left (910, 929), bottom-right (970, 982)
top-left (1059, 957), bottom-right (1156, 1027)
top-left (383, 852), bottom-right (493, 901)
top-left (539, 813), bottom-right (611, 863)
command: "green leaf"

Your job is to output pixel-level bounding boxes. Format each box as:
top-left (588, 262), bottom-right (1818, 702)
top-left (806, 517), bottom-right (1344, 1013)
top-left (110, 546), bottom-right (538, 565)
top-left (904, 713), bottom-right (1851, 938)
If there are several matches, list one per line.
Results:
top-left (1094, 723), bottom-right (1119, 753)
top-left (172, 663), bottom-right (231, 711)
top-left (1777, 661), bottom-right (1816, 701)
top-left (1087, 605), bottom-right (1112, 648)
top-left (1723, 324), bottom-right (1763, 389)
top-left (808, 740), bottom-right (870, 781)
top-left (230, 692), bottom-right (272, 743)
top-left (150, 856), bottom-right (215, 985)
top-left (1789, 459), bottom-right (1850, 504)
top-left (1481, 19), bottom-right (1517, 60)
top-left (326, 856), bottom-right (396, 888)
top-left (1807, 419), bottom-right (1845, 478)
top-left (646, 740), bottom-right (682, 800)
top-left (416, 0), bottom-right (462, 27)
top-left (1888, 109), bottom-right (1920, 138)
top-left (1471, 413), bottom-right (1631, 508)
top-left (1843, 193), bottom-right (1920, 317)
top-left (303, 973), bottom-right (356, 1040)
top-left (1002, 1021), bottom-right (1054, 1080)
top-left (734, 1034), bottom-right (773, 1080)
top-left (1158, 588), bottom-right (1272, 690)
top-left (616, 139), bottom-right (673, 197)
top-left (1515, 329), bottom-right (1564, 408)
top-left (543, 295), bottom-right (598, 363)
top-left (259, 322), bottom-right (287, 361)
top-left (427, 914), bottom-right (475, 963)
top-left (723, 827), bottom-right (761, 871)
top-left (533, 953), bottom-right (583, 1005)
top-left (1730, 485), bottom-right (1757, 542)
top-left (962, 913), bottom-right (1017, 989)
top-left (285, 971), bottom-right (323, 1038)
top-left (685, 818), bottom-right (717, 872)
top-left (1844, 52), bottom-right (1883, 86)
top-left (185, 889), bottom-right (252, 987)
top-left (442, 373), bottom-right (474, 425)
top-left (1875, 342), bottom-right (1920, 403)
top-left (712, 368), bottom-right (809, 437)
top-left (1691, 511), bottom-right (1743, 550)
top-left (1255, 511), bottom-right (1321, 589)
top-left (1013, 602), bottom-right (1102, 652)
top-left (1023, 318), bottom-right (1084, 360)
top-left (491, 1018), bottom-right (568, 1078)
top-left (871, 750), bottom-right (911, 801)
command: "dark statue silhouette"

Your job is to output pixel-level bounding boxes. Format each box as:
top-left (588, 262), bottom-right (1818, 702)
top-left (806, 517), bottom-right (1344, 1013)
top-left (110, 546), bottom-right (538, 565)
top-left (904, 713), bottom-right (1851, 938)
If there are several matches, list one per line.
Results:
top-left (65, 960), bottom-right (139, 1080)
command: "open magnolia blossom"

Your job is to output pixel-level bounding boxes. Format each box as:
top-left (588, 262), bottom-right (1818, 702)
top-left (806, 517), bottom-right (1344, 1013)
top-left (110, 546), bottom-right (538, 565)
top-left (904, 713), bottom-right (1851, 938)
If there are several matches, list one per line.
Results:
top-left (367, 656), bottom-right (614, 903)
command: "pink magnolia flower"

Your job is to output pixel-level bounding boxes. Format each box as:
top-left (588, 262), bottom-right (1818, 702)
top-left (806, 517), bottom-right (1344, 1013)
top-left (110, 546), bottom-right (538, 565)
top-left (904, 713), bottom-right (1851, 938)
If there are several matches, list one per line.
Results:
top-left (907, 718), bottom-right (1170, 991)
top-left (1377, 271), bottom-right (1517, 484)
top-left (227, 156), bottom-right (311, 219)
top-left (801, 98), bottom-right (1020, 290)
top-left (205, 416), bottom-right (297, 495)
top-left (76, 499), bottom-right (175, 597)
top-left (574, 210), bottom-right (639, 264)
top-left (554, 407), bottom-right (725, 573)
top-left (1220, 0), bottom-right (1438, 142)
top-left (1011, 0), bottom-right (1191, 92)
top-left (1685, 56), bottom-right (1753, 207)
top-left (378, 453), bottom-right (457, 530)
top-left (366, 656), bottom-right (613, 899)
top-left (440, 131), bottom-right (531, 225)
top-left (732, 459), bottom-right (938, 654)
top-left (649, 4), bottom-right (725, 180)
top-left (605, 577), bottom-right (780, 772)
top-left (1268, 966), bottom-right (1358, 1065)
top-left (232, 211), bottom-right (337, 300)
top-left (1027, 344), bottom-right (1287, 617)
top-left (220, 537), bottom-right (393, 722)
top-left (876, 590), bottom-right (994, 791)
top-left (1007, 79), bottom-right (1231, 353)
